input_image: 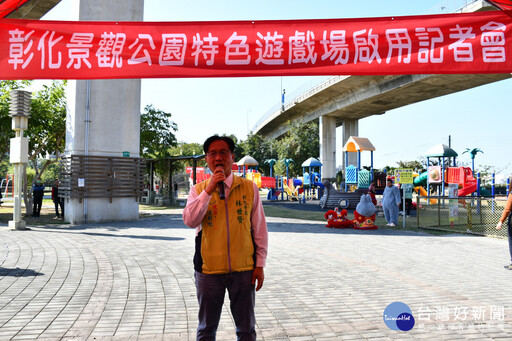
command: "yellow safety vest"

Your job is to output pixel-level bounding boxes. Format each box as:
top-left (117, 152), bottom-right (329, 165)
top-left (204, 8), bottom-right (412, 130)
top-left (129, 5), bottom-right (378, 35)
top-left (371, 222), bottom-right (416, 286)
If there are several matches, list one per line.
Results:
top-left (195, 175), bottom-right (255, 274)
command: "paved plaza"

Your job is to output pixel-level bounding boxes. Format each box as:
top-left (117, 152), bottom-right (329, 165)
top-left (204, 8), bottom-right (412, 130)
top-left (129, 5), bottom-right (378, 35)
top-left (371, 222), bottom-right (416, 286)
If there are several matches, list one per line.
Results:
top-left (1, 209), bottom-right (511, 340)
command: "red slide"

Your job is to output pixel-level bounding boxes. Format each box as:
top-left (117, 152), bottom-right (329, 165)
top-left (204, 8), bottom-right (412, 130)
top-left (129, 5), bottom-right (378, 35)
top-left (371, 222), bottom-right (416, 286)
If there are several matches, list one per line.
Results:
top-left (457, 181), bottom-right (477, 197)
top-left (446, 167), bottom-right (478, 197)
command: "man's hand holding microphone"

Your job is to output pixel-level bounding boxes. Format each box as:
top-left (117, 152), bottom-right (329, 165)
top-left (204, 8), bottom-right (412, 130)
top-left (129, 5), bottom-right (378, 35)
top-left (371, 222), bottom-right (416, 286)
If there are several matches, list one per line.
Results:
top-left (205, 165), bottom-right (226, 199)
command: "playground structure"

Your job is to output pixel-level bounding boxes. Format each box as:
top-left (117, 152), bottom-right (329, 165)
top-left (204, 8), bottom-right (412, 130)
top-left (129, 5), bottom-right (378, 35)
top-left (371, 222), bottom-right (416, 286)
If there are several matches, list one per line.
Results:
top-left (320, 136), bottom-right (384, 210)
top-left (1, 174), bottom-right (14, 198)
top-left (240, 155), bottom-right (263, 189)
top-left (265, 157), bottom-right (326, 202)
top-left (343, 136), bottom-right (375, 192)
top-left (183, 154), bottom-right (329, 203)
top-left (412, 172), bottom-right (438, 205)
top-left (404, 143), bottom-right (499, 208)
top-left (301, 157), bottom-right (324, 199)
top-left (271, 177), bottom-right (302, 201)
top-left (423, 144), bottom-right (480, 198)
top-left (320, 180), bottom-right (367, 210)
top-left (320, 141), bottom-right (499, 211)
top-left (181, 142), bottom-right (495, 208)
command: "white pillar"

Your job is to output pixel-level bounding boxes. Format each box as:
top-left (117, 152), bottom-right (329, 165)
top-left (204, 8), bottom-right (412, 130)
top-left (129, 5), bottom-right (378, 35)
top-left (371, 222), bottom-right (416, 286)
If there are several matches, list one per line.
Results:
top-left (65, 0), bottom-right (144, 224)
top-left (8, 163), bottom-right (25, 229)
top-left (319, 116), bottom-right (336, 181)
top-left (342, 118), bottom-right (359, 168)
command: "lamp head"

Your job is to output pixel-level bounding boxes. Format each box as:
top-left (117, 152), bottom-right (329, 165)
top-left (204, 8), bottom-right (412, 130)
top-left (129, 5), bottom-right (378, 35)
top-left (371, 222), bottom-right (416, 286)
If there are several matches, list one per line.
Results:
top-left (9, 90), bottom-right (31, 131)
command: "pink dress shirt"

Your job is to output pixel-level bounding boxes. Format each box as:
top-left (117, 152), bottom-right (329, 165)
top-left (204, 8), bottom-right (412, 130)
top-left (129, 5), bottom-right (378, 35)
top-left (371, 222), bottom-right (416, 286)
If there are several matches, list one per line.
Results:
top-left (183, 173), bottom-right (268, 268)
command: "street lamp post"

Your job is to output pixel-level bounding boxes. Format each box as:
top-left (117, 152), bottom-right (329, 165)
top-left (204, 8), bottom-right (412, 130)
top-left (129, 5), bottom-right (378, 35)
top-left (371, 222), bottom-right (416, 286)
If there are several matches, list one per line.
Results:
top-left (8, 90), bottom-right (31, 231)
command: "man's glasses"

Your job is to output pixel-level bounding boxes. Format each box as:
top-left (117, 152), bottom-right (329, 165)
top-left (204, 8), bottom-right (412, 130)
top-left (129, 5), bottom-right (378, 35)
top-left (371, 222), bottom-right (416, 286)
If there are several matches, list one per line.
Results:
top-left (206, 150), bottom-right (231, 158)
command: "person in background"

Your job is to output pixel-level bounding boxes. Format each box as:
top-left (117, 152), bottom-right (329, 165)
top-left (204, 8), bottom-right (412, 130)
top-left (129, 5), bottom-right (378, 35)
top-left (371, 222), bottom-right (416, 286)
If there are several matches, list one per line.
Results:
top-left (52, 179), bottom-right (64, 219)
top-left (32, 180), bottom-right (45, 217)
top-left (496, 183), bottom-right (512, 270)
top-left (173, 180), bottom-right (178, 199)
top-left (368, 181), bottom-right (377, 206)
top-left (381, 178), bottom-right (401, 226)
top-left (183, 135), bottom-right (268, 340)
top-left (399, 183), bottom-right (413, 217)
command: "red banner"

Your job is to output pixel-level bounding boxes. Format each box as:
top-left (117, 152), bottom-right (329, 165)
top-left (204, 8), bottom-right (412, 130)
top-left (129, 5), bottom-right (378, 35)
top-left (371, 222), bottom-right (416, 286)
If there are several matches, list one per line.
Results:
top-left (1, 10), bottom-right (511, 80)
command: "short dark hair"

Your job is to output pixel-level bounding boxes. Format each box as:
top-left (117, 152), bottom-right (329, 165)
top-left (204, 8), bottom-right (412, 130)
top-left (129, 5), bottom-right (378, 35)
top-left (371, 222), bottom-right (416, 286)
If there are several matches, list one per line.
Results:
top-left (203, 135), bottom-right (235, 154)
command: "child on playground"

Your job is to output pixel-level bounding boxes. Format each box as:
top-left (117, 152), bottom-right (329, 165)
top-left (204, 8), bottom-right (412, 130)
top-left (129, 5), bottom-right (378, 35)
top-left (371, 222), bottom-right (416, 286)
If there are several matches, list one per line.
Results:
top-left (368, 181), bottom-right (377, 206)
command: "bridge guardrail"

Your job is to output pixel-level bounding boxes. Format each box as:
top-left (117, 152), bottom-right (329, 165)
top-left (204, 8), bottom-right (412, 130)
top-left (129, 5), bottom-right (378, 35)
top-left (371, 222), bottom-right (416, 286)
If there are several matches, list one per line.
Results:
top-left (252, 76), bottom-right (341, 131)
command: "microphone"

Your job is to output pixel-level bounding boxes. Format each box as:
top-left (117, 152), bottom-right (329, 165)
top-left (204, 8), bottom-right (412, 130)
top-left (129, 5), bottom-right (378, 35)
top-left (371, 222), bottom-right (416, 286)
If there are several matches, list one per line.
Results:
top-left (218, 182), bottom-right (225, 200)
top-left (215, 165), bottom-right (225, 200)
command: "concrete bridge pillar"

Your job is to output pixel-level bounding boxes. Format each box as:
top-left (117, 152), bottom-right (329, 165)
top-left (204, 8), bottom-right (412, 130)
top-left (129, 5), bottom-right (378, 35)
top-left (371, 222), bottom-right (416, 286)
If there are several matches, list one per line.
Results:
top-left (65, 0), bottom-right (144, 224)
top-left (342, 118), bottom-right (359, 168)
top-left (319, 116), bottom-right (337, 182)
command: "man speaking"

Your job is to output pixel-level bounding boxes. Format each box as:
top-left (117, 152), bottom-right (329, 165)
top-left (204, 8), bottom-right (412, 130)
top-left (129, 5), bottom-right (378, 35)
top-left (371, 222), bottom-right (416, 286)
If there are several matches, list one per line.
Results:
top-left (183, 135), bottom-right (268, 340)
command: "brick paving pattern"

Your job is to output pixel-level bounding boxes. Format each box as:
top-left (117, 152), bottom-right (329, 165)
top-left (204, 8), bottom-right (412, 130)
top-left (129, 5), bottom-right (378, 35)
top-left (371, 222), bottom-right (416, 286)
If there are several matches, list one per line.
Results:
top-left (1, 209), bottom-right (511, 340)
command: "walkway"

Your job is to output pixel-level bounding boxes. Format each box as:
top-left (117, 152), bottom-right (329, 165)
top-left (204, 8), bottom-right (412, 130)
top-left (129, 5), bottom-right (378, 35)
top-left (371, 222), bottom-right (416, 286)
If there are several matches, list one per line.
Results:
top-left (0, 210), bottom-right (511, 340)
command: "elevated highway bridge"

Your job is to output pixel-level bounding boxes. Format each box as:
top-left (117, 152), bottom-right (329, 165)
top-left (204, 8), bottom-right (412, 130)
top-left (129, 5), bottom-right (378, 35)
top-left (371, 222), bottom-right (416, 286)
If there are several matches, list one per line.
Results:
top-left (253, 72), bottom-right (511, 179)
top-left (253, 0), bottom-right (512, 180)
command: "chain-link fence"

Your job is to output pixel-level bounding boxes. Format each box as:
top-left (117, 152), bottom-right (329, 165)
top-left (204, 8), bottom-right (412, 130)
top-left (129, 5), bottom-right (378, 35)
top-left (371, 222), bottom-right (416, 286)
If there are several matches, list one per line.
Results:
top-left (416, 195), bottom-right (508, 238)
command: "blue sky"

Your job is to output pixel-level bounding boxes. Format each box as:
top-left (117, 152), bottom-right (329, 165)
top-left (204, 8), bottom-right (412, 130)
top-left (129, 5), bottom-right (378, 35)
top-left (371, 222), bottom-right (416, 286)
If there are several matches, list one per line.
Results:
top-left (40, 0), bottom-right (512, 182)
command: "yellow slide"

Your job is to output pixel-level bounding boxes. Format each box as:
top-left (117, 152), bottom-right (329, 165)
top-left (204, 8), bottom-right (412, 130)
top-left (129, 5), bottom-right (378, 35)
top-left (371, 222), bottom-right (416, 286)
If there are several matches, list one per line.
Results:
top-left (415, 186), bottom-right (437, 204)
top-left (283, 183), bottom-right (299, 201)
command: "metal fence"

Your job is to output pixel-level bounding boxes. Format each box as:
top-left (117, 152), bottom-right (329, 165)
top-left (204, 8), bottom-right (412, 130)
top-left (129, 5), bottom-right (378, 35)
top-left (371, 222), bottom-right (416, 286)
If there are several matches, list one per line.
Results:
top-left (416, 195), bottom-right (508, 238)
top-left (60, 155), bottom-right (146, 202)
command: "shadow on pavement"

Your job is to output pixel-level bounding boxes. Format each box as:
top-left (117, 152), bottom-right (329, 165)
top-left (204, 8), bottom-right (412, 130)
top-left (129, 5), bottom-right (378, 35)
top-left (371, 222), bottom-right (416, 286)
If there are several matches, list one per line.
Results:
top-left (79, 231), bottom-right (185, 241)
top-left (0, 267), bottom-right (44, 277)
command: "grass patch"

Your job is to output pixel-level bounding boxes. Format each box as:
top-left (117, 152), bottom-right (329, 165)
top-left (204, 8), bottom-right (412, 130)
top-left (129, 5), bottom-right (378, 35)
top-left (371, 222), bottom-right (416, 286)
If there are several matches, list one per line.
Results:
top-left (383, 217), bottom-right (452, 236)
top-left (261, 206), bottom-right (451, 236)
top-left (263, 205), bottom-right (325, 221)
top-left (0, 205), bottom-right (67, 226)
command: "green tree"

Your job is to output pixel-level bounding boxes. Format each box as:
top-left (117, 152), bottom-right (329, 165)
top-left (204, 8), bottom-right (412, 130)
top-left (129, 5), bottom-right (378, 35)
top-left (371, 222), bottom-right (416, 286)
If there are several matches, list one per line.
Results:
top-left (140, 104), bottom-right (178, 158)
top-left (0, 80), bottom-right (31, 162)
top-left (0, 159), bottom-right (9, 178)
top-left (26, 81), bottom-right (68, 179)
top-left (140, 105), bottom-right (180, 197)
top-left (418, 155), bottom-right (439, 168)
top-left (225, 134), bottom-right (244, 160)
top-left (1, 81), bottom-right (67, 213)
top-left (40, 162), bottom-right (61, 184)
top-left (274, 120), bottom-right (319, 177)
top-left (475, 164), bottom-right (494, 186)
top-left (335, 168), bottom-right (343, 185)
top-left (0, 81), bottom-right (67, 178)
top-left (396, 160), bottom-right (423, 172)
top-left (170, 142), bottom-right (204, 157)
top-left (167, 142), bottom-right (206, 177)
top-left (383, 165), bottom-right (396, 174)
top-left (240, 132), bottom-right (278, 176)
